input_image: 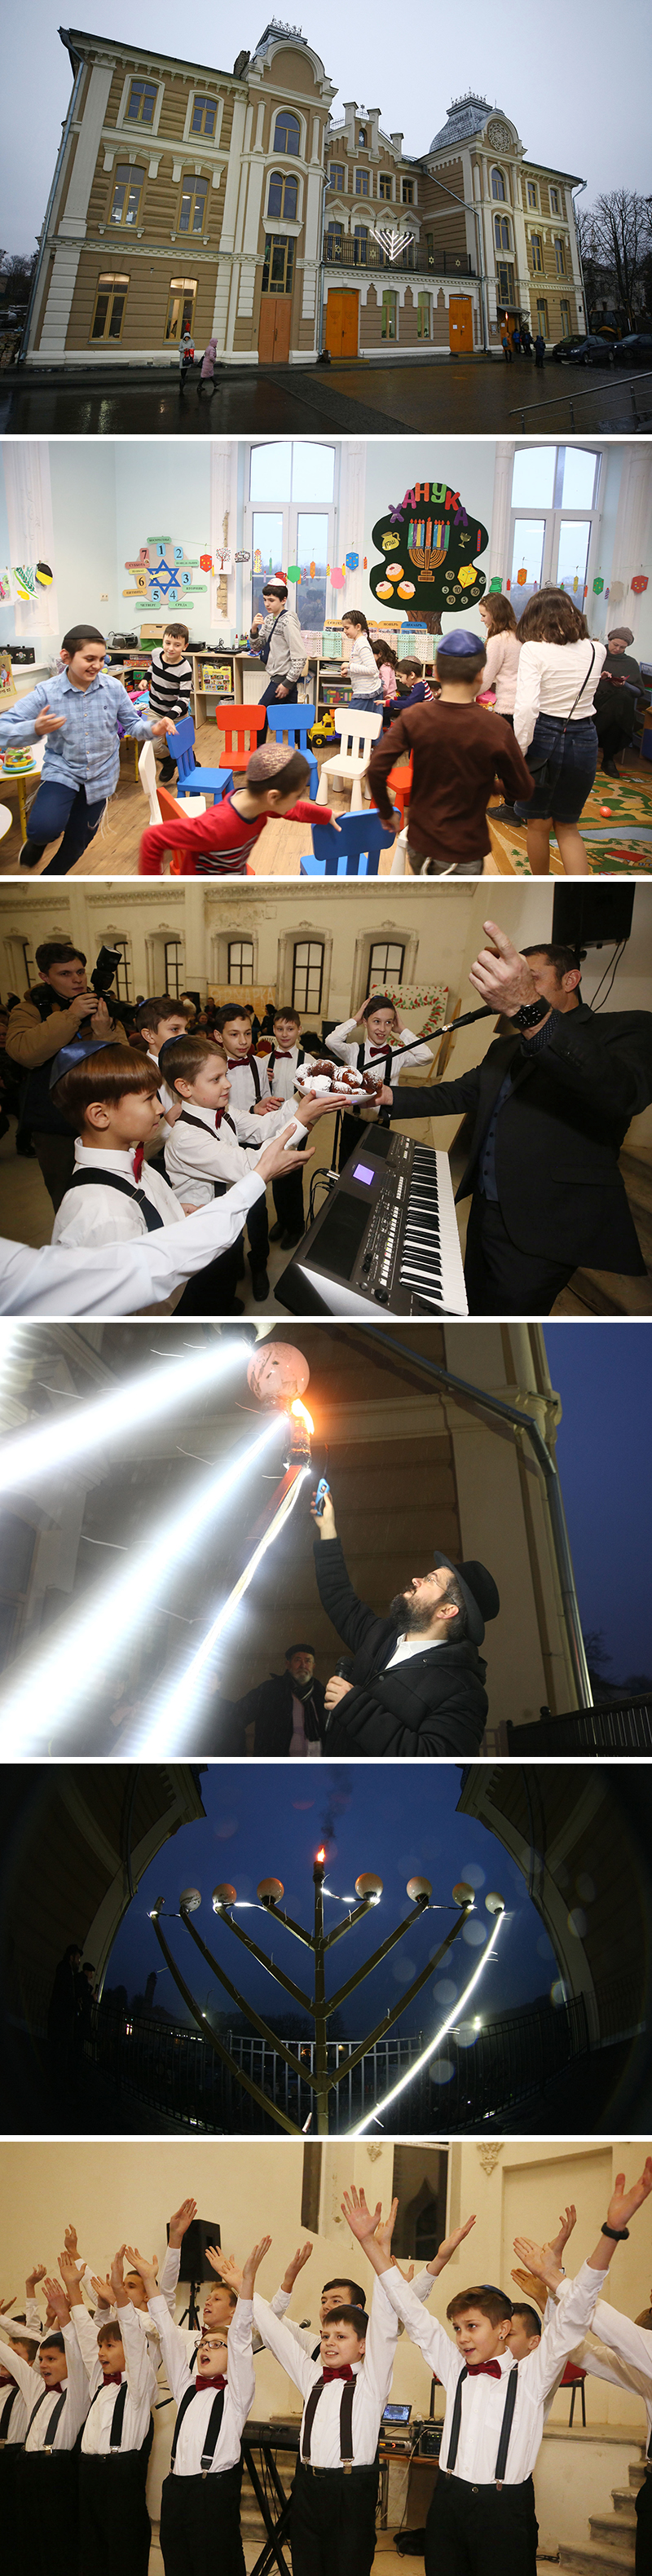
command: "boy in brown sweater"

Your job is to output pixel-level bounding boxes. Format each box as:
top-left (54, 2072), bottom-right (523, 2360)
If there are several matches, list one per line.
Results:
top-left (367, 628), bottom-right (533, 875)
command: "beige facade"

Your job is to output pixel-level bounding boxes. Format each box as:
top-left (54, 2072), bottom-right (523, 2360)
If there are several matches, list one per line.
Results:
top-left (24, 43), bottom-right (584, 365)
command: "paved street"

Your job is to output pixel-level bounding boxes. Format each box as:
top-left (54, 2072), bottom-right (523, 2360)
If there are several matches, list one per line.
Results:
top-left (1, 354), bottom-right (648, 438)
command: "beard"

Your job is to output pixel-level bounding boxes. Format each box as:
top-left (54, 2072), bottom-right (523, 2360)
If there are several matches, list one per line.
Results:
top-left (390, 1587), bottom-right (434, 1635)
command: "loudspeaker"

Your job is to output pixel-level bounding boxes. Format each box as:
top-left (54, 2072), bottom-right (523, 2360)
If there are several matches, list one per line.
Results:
top-left (167, 2219), bottom-right (221, 2281)
top-left (552, 884), bottom-right (635, 950)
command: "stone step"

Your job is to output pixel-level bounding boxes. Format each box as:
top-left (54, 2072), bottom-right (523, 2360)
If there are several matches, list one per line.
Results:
top-left (559, 2549), bottom-right (635, 2576)
top-left (588, 2514), bottom-right (636, 2558)
top-left (609, 2490), bottom-right (637, 2519)
top-left (629, 2463), bottom-right (647, 2490)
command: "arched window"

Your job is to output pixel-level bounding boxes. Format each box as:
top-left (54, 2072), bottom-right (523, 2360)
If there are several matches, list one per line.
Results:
top-left (491, 168), bottom-right (506, 201)
top-left (267, 170), bottom-right (298, 221)
top-left (178, 174), bottom-right (209, 236)
top-left (109, 165), bottom-right (145, 227)
top-left (273, 109), bottom-right (300, 155)
top-left (494, 214), bottom-right (511, 252)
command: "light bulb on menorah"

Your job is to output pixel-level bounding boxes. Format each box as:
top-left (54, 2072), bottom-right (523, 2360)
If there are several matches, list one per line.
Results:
top-left (149, 1852), bottom-right (505, 2137)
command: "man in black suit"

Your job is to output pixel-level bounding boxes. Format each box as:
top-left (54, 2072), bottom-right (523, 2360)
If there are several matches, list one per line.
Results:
top-left (311, 1486), bottom-right (499, 1758)
top-left (378, 922), bottom-right (652, 1314)
top-left (238, 1642), bottom-right (327, 1755)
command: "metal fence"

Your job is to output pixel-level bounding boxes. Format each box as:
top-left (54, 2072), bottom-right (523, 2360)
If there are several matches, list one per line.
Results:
top-left (323, 236), bottom-right (474, 275)
top-left (507, 1695), bottom-right (652, 1755)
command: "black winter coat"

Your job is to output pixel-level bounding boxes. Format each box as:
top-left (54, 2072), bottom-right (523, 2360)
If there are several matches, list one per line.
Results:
top-left (240, 1669), bottom-right (327, 1757)
top-left (315, 1539), bottom-right (488, 1758)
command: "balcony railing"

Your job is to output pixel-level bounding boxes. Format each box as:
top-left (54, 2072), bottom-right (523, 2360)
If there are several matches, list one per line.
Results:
top-left (324, 235), bottom-right (474, 275)
top-left (507, 1693), bottom-right (652, 1755)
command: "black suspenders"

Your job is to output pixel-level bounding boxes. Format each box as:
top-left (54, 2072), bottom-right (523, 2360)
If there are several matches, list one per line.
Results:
top-left (444, 2364), bottom-right (518, 2490)
top-left (178, 1107), bottom-right (231, 1191)
top-left (68, 1169), bottom-right (165, 1233)
top-left (171, 2382), bottom-right (226, 2479)
top-left (27, 2386), bottom-right (68, 2449)
top-left (0, 2384), bottom-right (18, 2443)
top-left (85, 2377), bottom-right (130, 2449)
top-left (301, 2375), bottom-right (355, 2466)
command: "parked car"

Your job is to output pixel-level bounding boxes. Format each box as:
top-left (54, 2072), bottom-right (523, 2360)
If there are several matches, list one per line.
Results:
top-left (564, 336), bottom-right (615, 367)
top-left (613, 332), bottom-right (652, 366)
top-left (551, 333), bottom-right (590, 362)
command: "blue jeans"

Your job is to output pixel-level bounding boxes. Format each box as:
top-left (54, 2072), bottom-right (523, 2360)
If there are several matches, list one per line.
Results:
top-left (350, 693), bottom-right (383, 711)
top-left (24, 779), bottom-right (106, 874)
top-left (514, 715), bottom-right (598, 824)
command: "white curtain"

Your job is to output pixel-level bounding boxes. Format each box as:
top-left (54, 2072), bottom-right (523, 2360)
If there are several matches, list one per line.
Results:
top-left (3, 442), bottom-right (59, 636)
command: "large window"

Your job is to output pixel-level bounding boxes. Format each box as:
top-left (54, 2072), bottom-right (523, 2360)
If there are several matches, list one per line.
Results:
top-left (560, 299), bottom-right (571, 337)
top-left (526, 179), bottom-right (538, 209)
top-left (228, 940), bottom-right (254, 984)
top-left (491, 169), bottom-right (506, 201)
top-left (417, 293), bottom-right (430, 340)
top-left (402, 180), bottom-right (414, 206)
top-left (191, 95), bottom-right (217, 138)
top-left (355, 170), bottom-right (369, 197)
top-left (530, 234), bottom-right (542, 273)
top-left (267, 170), bottom-right (298, 221)
top-left (293, 941), bottom-right (324, 1015)
top-left (165, 280), bottom-right (196, 341)
top-left (495, 215), bottom-right (511, 252)
top-left (250, 443), bottom-right (336, 505)
top-left (273, 110), bottom-right (300, 156)
top-left (554, 236), bottom-right (566, 276)
top-left (550, 186), bottom-right (561, 215)
top-left (163, 939), bottom-right (183, 998)
top-left (126, 80), bottom-right (156, 125)
top-left (329, 164), bottom-right (345, 190)
top-left (509, 444), bottom-right (601, 610)
top-left (109, 165), bottom-right (145, 227)
top-left (369, 940), bottom-right (405, 983)
top-left (262, 236), bottom-right (295, 295)
top-left (536, 297), bottom-right (549, 337)
top-left (248, 444), bottom-right (337, 627)
top-left (380, 173), bottom-right (392, 201)
top-left (90, 275), bottom-right (129, 341)
top-left (496, 262), bottom-right (515, 304)
top-left (353, 226), bottom-right (368, 265)
top-left (178, 175), bottom-right (209, 236)
top-left (111, 940), bottom-right (131, 1003)
top-left (381, 290), bottom-right (397, 340)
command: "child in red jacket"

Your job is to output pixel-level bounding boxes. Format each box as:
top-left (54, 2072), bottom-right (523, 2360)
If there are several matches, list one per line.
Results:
top-left (139, 742), bottom-right (339, 876)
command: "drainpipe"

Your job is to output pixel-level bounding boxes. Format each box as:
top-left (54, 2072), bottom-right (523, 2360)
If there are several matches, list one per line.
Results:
top-left (571, 179), bottom-right (588, 332)
top-left (355, 1326), bottom-right (593, 1711)
top-left (20, 43), bottom-right (85, 363)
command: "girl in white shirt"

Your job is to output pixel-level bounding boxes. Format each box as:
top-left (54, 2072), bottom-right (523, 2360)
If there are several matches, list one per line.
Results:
top-left (477, 592), bottom-right (522, 825)
top-left (512, 588), bottom-right (606, 875)
top-left (341, 612), bottom-right (383, 710)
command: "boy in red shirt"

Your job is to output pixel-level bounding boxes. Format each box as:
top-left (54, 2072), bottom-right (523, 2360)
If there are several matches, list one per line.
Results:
top-left (139, 743), bottom-right (339, 876)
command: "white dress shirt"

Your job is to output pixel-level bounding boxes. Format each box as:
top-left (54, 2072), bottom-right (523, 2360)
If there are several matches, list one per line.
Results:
top-left (513, 638), bottom-right (606, 753)
top-left (0, 2372), bottom-right (29, 2442)
top-left (73, 2302), bottom-right (156, 2453)
top-left (0, 1181), bottom-right (266, 1315)
top-left (253, 2278), bottom-right (399, 2466)
top-left (384, 1635), bottom-right (445, 1671)
top-left (52, 1141), bottom-right (183, 1247)
top-left (145, 1049), bottom-right (178, 1147)
top-left (7, 2323), bottom-right (90, 2450)
top-left (265, 1046), bottom-right (319, 1105)
top-left (148, 2294), bottom-right (255, 2476)
top-left (224, 1056), bottom-right (272, 1117)
top-left (544, 2286), bottom-right (652, 2433)
top-left (165, 1098), bottom-right (306, 1206)
top-left (327, 1021), bottom-right (433, 1077)
top-left (379, 2261), bottom-right (610, 2484)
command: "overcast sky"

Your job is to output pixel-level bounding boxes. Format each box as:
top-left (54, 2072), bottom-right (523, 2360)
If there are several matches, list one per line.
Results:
top-left (2, 0), bottom-right (650, 258)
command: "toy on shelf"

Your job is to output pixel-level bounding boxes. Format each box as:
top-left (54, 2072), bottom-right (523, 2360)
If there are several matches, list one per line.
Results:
top-left (1, 746), bottom-right (34, 772)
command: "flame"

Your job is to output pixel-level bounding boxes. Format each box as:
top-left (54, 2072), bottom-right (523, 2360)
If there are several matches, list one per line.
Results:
top-left (290, 1398), bottom-right (315, 1435)
top-left (315, 1847), bottom-right (326, 1864)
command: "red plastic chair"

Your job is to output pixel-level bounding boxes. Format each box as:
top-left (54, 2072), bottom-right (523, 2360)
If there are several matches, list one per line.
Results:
top-left (560, 2361), bottom-right (586, 2426)
top-left (214, 704), bottom-right (267, 770)
top-left (385, 756), bottom-right (413, 831)
top-left (154, 783), bottom-right (254, 875)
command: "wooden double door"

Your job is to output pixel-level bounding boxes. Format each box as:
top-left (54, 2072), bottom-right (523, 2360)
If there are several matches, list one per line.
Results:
top-left (258, 297), bottom-right (292, 363)
top-left (324, 290), bottom-right (359, 358)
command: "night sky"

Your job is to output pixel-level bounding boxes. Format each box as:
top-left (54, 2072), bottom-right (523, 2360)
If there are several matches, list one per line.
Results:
top-left (544, 1323), bottom-right (652, 1685)
top-left (106, 1764), bottom-right (557, 2040)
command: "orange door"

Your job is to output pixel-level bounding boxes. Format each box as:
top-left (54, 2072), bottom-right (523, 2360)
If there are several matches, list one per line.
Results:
top-left (325, 290), bottom-right (359, 357)
top-left (448, 296), bottom-right (474, 353)
top-left (258, 297), bottom-right (292, 362)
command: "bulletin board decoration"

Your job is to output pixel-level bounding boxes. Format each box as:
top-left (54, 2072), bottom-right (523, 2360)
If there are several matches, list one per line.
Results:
top-left (369, 480), bottom-right (488, 613)
top-left (123, 536), bottom-right (209, 604)
top-left (0, 564), bottom-right (54, 602)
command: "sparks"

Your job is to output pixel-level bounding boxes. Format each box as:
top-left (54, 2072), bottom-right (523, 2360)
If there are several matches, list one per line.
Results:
top-left (291, 1398), bottom-right (315, 1435)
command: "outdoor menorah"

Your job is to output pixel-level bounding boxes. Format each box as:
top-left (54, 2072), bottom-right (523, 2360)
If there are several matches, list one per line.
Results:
top-left (370, 222), bottom-right (416, 264)
top-left (149, 1856), bottom-right (505, 2136)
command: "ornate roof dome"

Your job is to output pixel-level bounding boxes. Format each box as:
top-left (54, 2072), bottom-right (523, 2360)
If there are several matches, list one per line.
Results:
top-left (428, 94), bottom-right (494, 151)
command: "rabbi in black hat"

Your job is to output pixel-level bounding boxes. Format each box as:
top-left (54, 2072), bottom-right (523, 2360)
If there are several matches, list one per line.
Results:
top-left (311, 1484), bottom-right (498, 1757)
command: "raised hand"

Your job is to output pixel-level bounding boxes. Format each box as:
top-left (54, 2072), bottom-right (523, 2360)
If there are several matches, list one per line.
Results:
top-left (608, 2160), bottom-right (652, 2232)
top-left (548, 2207), bottom-right (576, 2261)
top-left (58, 2248), bottom-right (83, 2303)
top-left (0, 2295), bottom-right (16, 2314)
top-left (468, 923), bottom-right (540, 1018)
top-left (168, 2199), bottom-right (197, 2248)
top-left (123, 2246), bottom-right (159, 2297)
top-left (310, 1485), bottom-right (337, 1542)
top-left (241, 2237), bottom-right (272, 2299)
top-left (280, 2243), bottom-right (313, 2292)
top-left (45, 2274), bottom-right (70, 2325)
top-left (26, 2265), bottom-right (47, 2292)
top-left (513, 2234), bottom-right (566, 2292)
top-left (90, 2273), bottom-right (113, 2310)
top-left (110, 2246), bottom-right (127, 2303)
top-left (64, 2223), bottom-right (79, 2257)
top-left (341, 2186), bottom-right (382, 2244)
top-left (511, 2265), bottom-right (546, 2312)
top-left (206, 2246), bottom-right (243, 2296)
top-left (428, 2216), bottom-right (477, 2276)
top-left (374, 2199), bottom-right (399, 2261)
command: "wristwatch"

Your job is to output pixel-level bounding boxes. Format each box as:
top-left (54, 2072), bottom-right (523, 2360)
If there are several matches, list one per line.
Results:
top-left (514, 997), bottom-right (550, 1031)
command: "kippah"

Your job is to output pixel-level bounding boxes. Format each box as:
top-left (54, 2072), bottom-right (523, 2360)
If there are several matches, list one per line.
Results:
top-left (436, 628), bottom-right (485, 657)
top-left (49, 1036), bottom-right (111, 1090)
top-left (247, 743), bottom-right (302, 786)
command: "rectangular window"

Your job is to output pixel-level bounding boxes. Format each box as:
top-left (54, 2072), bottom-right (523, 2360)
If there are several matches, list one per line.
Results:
top-left (530, 233), bottom-right (542, 272)
top-left (165, 280), bottom-right (197, 341)
top-left (178, 176), bottom-right (209, 237)
top-left (111, 940), bottom-right (131, 1003)
top-left (550, 187), bottom-right (560, 214)
top-left (381, 291), bottom-right (397, 340)
top-left (497, 262), bottom-right (515, 304)
top-left (251, 510), bottom-right (284, 617)
top-left (355, 170), bottom-right (369, 196)
top-left (402, 180), bottom-right (414, 205)
top-left (109, 165), bottom-right (145, 228)
top-left (293, 940), bottom-right (324, 1016)
top-left (228, 940), bottom-right (254, 984)
top-left (379, 174), bottom-right (392, 201)
top-left (21, 940), bottom-right (36, 989)
top-left (369, 940), bottom-right (405, 983)
top-left (90, 275), bottom-right (129, 341)
top-left (554, 236), bottom-right (566, 276)
top-left (262, 236), bottom-right (295, 294)
top-left (191, 95), bottom-right (217, 138)
top-left (329, 165), bottom-right (345, 190)
top-left (417, 293), bottom-right (430, 339)
top-left (526, 180), bottom-right (537, 209)
top-left (560, 299), bottom-right (571, 337)
top-left (163, 940), bottom-right (183, 999)
top-left (126, 79), bottom-right (157, 124)
top-left (537, 297), bottom-right (549, 336)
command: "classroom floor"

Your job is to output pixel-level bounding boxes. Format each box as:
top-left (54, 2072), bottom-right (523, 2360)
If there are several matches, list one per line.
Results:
top-left (1, 720), bottom-right (650, 878)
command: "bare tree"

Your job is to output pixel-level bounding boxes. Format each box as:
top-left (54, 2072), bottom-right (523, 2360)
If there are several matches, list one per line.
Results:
top-left (580, 191), bottom-right (652, 327)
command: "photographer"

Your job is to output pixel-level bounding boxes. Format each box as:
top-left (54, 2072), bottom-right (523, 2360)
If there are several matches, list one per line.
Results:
top-left (6, 941), bottom-right (126, 1212)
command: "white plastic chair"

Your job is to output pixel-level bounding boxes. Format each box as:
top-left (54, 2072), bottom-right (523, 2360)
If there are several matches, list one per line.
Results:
top-left (315, 705), bottom-right (383, 812)
top-left (138, 738), bottom-right (162, 826)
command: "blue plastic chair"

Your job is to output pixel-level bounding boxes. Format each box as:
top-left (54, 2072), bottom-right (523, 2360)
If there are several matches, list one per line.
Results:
top-left (165, 712), bottom-right (233, 806)
top-left (300, 808), bottom-right (399, 877)
top-left (264, 702), bottom-right (319, 800)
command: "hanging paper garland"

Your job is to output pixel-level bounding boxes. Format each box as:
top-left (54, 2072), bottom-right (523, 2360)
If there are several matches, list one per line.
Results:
top-left (632, 574), bottom-right (649, 594)
top-left (330, 567), bottom-right (346, 590)
top-left (345, 551), bottom-right (359, 570)
top-left (489, 575), bottom-right (503, 592)
top-left (363, 557), bottom-right (368, 570)
top-left (35, 561), bottom-right (54, 589)
top-left (235, 549), bottom-right (250, 563)
top-left (593, 575), bottom-right (604, 594)
top-left (287, 566), bottom-right (302, 583)
top-left (310, 561), bottom-right (316, 579)
top-left (517, 566), bottom-right (527, 587)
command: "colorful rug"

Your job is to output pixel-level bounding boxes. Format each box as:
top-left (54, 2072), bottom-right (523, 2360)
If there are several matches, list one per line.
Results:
top-left (488, 759), bottom-right (652, 875)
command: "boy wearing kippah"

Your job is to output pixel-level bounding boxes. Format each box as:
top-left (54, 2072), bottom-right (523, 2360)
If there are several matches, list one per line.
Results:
top-left (139, 743), bottom-right (339, 876)
top-left (368, 627), bottom-right (534, 876)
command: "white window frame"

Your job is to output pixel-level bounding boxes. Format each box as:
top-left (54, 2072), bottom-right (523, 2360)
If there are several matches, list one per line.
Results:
top-left (266, 167), bottom-right (302, 225)
top-left (183, 90), bottom-right (224, 148)
top-left (244, 443), bottom-right (339, 613)
top-left (117, 73), bottom-right (165, 137)
top-left (491, 167), bottom-right (506, 202)
top-left (509, 445), bottom-right (602, 608)
top-left (271, 106), bottom-right (306, 160)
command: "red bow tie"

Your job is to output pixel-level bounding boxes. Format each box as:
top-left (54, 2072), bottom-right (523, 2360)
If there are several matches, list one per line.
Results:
top-left (132, 1144), bottom-right (144, 1181)
top-left (227, 1054), bottom-right (253, 1070)
top-left (368, 1046), bottom-right (390, 1059)
top-left (322, 2364), bottom-right (355, 2384)
top-left (102, 2371), bottom-right (123, 2387)
top-left (272, 1050), bottom-right (293, 1060)
top-left (465, 2361), bottom-right (502, 2379)
top-left (196, 2372), bottom-right (227, 2390)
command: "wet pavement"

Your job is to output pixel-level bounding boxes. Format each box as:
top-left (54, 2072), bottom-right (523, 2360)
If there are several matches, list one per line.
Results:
top-left (1, 356), bottom-right (649, 438)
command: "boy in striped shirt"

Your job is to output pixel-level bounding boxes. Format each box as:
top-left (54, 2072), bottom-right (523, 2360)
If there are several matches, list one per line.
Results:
top-left (139, 742), bottom-right (338, 876)
top-left (148, 625), bottom-right (193, 783)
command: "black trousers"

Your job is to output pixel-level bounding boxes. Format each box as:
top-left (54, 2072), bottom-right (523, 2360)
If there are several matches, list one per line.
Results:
top-left (0, 2445), bottom-right (20, 2552)
top-left (160, 2464), bottom-right (244, 2576)
top-left (425, 2473), bottom-right (538, 2576)
top-left (176, 1235), bottom-right (244, 1314)
top-left (291, 2459), bottom-right (378, 2576)
top-left (245, 1190), bottom-right (270, 1274)
top-left (259, 678), bottom-right (299, 742)
top-left (15, 2447), bottom-right (79, 2576)
top-left (636, 2469), bottom-right (652, 2573)
top-left (271, 1164), bottom-right (306, 1238)
top-left (463, 1189), bottom-right (574, 1317)
top-left (78, 2449), bottom-right (151, 2576)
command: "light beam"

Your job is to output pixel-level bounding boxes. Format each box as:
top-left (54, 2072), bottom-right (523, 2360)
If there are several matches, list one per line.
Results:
top-left (135, 1463), bottom-right (311, 1756)
top-left (1, 1335), bottom-right (241, 1491)
top-left (346, 1909), bottom-right (504, 2136)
